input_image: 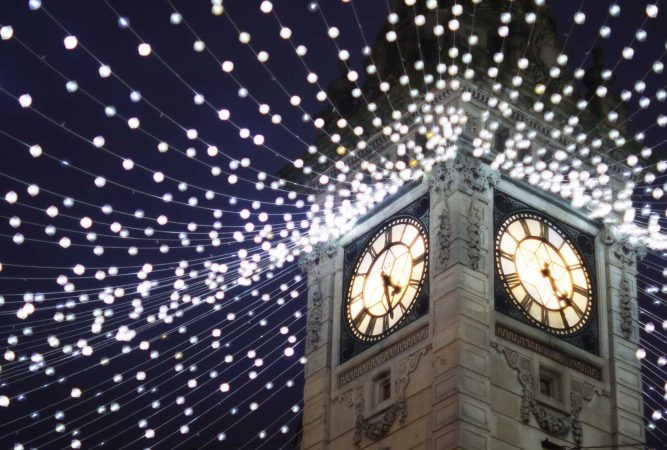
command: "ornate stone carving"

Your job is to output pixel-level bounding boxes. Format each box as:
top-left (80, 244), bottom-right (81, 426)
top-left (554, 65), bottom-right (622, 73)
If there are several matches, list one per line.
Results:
top-left (298, 240), bottom-right (337, 348)
top-left (492, 342), bottom-right (605, 445)
top-left (308, 289), bottom-right (323, 347)
top-left (395, 346), bottom-right (428, 400)
top-left (352, 346), bottom-right (427, 448)
top-left (297, 240), bottom-right (338, 276)
top-left (430, 160), bottom-right (455, 196)
top-left (610, 238), bottom-right (646, 270)
top-left (353, 400), bottom-right (406, 446)
top-left (608, 236), bottom-right (645, 340)
top-left (455, 153), bottom-right (499, 195)
top-left (467, 194), bottom-right (486, 271)
top-left (436, 199), bottom-right (452, 271)
top-left (618, 276), bottom-right (633, 339)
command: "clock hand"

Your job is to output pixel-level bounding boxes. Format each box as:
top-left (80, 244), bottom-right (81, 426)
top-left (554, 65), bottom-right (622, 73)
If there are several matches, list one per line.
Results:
top-left (381, 272), bottom-right (395, 319)
top-left (540, 263), bottom-right (571, 305)
top-left (387, 276), bottom-right (402, 295)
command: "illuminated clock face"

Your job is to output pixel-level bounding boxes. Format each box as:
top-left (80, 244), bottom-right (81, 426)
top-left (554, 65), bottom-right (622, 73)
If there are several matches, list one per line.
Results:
top-left (345, 217), bottom-right (428, 342)
top-left (495, 212), bottom-right (593, 335)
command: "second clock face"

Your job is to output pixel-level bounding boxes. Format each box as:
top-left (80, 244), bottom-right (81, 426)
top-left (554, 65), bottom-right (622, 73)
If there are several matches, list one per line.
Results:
top-left (495, 212), bottom-right (594, 335)
top-left (345, 217), bottom-right (428, 342)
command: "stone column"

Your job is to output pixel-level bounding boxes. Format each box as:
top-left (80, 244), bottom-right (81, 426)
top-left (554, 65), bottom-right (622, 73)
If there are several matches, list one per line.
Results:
top-left (428, 154), bottom-right (498, 449)
top-left (298, 242), bottom-right (337, 450)
top-left (604, 234), bottom-right (646, 449)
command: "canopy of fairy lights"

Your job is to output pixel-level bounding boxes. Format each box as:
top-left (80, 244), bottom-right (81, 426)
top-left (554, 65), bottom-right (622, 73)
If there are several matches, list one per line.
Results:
top-left (0, 0), bottom-right (666, 448)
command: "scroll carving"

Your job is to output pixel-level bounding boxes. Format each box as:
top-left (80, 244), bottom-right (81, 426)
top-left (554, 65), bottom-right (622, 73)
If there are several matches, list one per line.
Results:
top-left (491, 342), bottom-right (605, 445)
top-left (352, 347), bottom-right (428, 447)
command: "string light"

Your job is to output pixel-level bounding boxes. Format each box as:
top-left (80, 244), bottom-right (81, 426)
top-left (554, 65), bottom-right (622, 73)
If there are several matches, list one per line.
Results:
top-left (0, 0), bottom-right (665, 447)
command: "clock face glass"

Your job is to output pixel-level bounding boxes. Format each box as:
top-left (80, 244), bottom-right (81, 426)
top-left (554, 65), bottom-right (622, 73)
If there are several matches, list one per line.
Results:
top-left (495, 212), bottom-right (593, 335)
top-left (345, 217), bottom-right (428, 342)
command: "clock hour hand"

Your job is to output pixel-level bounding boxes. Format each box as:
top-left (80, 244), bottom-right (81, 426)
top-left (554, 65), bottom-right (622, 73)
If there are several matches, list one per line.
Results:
top-left (540, 263), bottom-right (571, 305)
top-left (381, 272), bottom-right (395, 319)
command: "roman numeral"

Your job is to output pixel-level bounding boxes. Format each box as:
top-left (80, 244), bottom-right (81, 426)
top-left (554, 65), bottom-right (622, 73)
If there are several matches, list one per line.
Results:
top-left (366, 316), bottom-right (377, 335)
top-left (382, 315), bottom-right (390, 331)
top-left (383, 229), bottom-right (391, 247)
top-left (352, 310), bottom-right (366, 329)
top-left (520, 294), bottom-right (533, 310)
top-left (540, 222), bottom-right (549, 240)
top-left (505, 273), bottom-right (521, 289)
top-left (409, 278), bottom-right (422, 288)
top-left (500, 250), bottom-right (515, 262)
top-left (520, 219), bottom-right (531, 236)
top-left (573, 285), bottom-right (588, 296)
top-left (412, 253), bottom-right (425, 265)
top-left (541, 307), bottom-right (549, 326)
top-left (560, 309), bottom-right (570, 329)
top-left (568, 264), bottom-right (582, 271)
top-left (397, 302), bottom-right (407, 314)
top-left (569, 301), bottom-right (585, 318)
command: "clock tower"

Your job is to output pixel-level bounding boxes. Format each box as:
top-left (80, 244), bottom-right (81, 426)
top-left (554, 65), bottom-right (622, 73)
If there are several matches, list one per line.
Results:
top-left (296, 1), bottom-right (646, 449)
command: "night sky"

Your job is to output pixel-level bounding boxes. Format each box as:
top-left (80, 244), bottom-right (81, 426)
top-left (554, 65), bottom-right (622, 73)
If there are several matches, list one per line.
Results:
top-left (0, 0), bottom-right (665, 448)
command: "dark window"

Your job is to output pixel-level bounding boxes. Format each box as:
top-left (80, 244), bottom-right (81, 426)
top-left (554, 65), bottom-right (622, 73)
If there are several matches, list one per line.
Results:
top-left (539, 367), bottom-right (562, 401)
top-left (373, 371), bottom-right (391, 406)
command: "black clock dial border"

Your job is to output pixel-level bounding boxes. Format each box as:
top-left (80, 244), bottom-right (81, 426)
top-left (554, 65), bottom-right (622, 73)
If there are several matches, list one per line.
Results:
top-left (340, 194), bottom-right (430, 364)
top-left (493, 191), bottom-right (599, 355)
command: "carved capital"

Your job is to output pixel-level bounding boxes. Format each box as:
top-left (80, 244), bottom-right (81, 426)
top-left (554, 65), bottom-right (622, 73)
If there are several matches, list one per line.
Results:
top-left (429, 153), bottom-right (499, 197)
top-left (609, 238), bottom-right (646, 270)
top-left (297, 240), bottom-right (338, 276)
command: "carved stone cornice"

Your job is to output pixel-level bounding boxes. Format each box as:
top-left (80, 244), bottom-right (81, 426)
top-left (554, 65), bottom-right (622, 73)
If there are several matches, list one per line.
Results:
top-left (491, 342), bottom-right (606, 445)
